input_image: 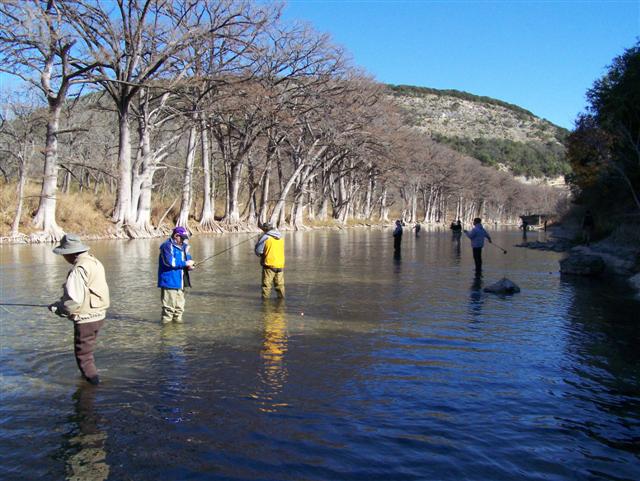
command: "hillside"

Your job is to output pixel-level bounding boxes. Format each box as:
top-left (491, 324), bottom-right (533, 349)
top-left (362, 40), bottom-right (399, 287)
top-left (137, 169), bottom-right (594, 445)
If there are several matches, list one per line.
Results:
top-left (388, 84), bottom-right (570, 178)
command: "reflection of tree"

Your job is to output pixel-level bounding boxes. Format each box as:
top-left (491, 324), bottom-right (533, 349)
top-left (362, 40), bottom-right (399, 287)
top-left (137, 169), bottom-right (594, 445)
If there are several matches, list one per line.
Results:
top-left (257, 300), bottom-right (289, 412)
top-left (64, 385), bottom-right (109, 481)
top-left (560, 277), bottom-right (640, 458)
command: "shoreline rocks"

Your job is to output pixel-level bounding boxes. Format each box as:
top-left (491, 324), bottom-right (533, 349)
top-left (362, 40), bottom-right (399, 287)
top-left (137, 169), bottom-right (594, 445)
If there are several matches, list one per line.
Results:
top-left (559, 250), bottom-right (606, 276)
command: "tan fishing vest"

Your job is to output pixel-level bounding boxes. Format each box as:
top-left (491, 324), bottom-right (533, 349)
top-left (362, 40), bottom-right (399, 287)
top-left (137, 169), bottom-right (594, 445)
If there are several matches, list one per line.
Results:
top-left (73, 253), bottom-right (110, 318)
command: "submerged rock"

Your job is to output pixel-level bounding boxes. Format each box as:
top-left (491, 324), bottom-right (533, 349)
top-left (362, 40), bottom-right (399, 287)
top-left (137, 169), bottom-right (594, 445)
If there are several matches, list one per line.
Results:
top-left (484, 277), bottom-right (521, 294)
top-left (559, 251), bottom-right (605, 276)
top-left (629, 273), bottom-right (640, 300)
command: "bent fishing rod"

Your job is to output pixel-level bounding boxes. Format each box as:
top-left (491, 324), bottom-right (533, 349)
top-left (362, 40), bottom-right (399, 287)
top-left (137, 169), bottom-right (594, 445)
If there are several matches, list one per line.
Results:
top-left (194, 234), bottom-right (262, 267)
top-left (489, 242), bottom-right (508, 254)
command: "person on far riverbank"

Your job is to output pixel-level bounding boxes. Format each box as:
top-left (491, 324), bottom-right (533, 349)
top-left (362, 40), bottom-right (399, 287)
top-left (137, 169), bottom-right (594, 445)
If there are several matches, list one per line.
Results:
top-left (464, 218), bottom-right (492, 274)
top-left (49, 234), bottom-right (110, 385)
top-left (255, 222), bottom-right (286, 299)
top-left (582, 210), bottom-right (595, 246)
top-left (158, 226), bottom-right (194, 324)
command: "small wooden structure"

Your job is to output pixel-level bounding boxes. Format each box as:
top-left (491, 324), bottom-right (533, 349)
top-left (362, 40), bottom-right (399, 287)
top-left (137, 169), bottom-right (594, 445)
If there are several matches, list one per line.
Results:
top-left (519, 214), bottom-right (552, 230)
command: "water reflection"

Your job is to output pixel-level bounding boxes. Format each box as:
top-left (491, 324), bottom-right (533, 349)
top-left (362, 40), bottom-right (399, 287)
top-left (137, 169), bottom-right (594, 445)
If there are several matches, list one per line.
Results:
top-left (3, 230), bottom-right (640, 481)
top-left (158, 324), bottom-right (188, 423)
top-left (63, 384), bottom-right (109, 481)
top-left (468, 274), bottom-right (484, 320)
top-left (452, 232), bottom-right (461, 264)
top-left (255, 299), bottom-right (289, 413)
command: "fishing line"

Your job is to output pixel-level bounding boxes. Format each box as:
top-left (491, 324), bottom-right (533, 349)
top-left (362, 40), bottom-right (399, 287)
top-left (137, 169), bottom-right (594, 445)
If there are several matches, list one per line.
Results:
top-left (0, 305), bottom-right (13, 314)
top-left (0, 303), bottom-right (49, 308)
top-left (194, 234), bottom-right (261, 267)
top-left (0, 303), bottom-right (48, 315)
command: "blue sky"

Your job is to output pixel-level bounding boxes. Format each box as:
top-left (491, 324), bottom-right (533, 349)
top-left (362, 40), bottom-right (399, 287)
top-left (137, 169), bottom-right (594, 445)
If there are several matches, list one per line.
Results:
top-left (283, 0), bottom-right (639, 128)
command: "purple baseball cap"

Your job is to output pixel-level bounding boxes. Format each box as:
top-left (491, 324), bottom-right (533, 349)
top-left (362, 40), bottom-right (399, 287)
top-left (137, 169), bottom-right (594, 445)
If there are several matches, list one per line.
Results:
top-left (172, 226), bottom-right (189, 238)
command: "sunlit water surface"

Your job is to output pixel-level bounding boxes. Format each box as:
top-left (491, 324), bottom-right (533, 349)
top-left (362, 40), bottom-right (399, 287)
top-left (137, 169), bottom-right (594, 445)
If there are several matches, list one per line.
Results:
top-left (1, 229), bottom-right (639, 480)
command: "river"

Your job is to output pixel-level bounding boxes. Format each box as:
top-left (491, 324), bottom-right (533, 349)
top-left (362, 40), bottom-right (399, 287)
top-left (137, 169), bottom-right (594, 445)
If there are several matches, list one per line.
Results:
top-left (1, 229), bottom-right (639, 480)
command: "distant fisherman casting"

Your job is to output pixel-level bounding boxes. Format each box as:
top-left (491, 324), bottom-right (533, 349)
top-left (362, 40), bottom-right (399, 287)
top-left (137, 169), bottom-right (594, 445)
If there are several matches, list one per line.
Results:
top-left (464, 218), bottom-right (493, 274)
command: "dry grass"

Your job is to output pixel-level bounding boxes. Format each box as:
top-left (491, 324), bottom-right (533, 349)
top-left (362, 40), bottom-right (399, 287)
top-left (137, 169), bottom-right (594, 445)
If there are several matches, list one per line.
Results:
top-left (0, 181), bottom-right (41, 236)
top-left (151, 196), bottom-right (181, 228)
top-left (56, 190), bottom-right (113, 236)
top-left (0, 181), bottom-right (113, 237)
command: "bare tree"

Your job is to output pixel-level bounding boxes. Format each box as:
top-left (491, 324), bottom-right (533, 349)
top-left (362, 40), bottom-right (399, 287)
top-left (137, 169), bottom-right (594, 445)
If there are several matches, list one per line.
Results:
top-left (0, 0), bottom-right (100, 239)
top-left (0, 92), bottom-right (45, 237)
top-left (64, 0), bottom-right (219, 232)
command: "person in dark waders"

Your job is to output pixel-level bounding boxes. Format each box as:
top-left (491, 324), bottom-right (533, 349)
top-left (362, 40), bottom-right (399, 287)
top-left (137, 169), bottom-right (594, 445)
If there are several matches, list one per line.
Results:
top-left (49, 234), bottom-right (110, 385)
top-left (158, 226), bottom-right (195, 324)
top-left (255, 222), bottom-right (285, 299)
top-left (464, 217), bottom-right (492, 274)
top-left (393, 220), bottom-right (403, 258)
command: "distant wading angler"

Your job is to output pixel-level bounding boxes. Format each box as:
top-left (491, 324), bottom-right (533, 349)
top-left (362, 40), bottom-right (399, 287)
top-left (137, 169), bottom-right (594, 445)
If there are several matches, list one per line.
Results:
top-left (464, 218), bottom-right (493, 273)
top-left (255, 222), bottom-right (285, 299)
top-left (158, 226), bottom-right (195, 324)
top-left (49, 234), bottom-right (110, 385)
top-left (393, 220), bottom-right (403, 253)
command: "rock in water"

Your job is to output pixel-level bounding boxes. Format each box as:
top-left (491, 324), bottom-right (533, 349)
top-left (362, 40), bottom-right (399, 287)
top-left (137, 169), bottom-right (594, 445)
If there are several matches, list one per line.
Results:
top-left (483, 277), bottom-right (521, 294)
top-left (559, 252), bottom-right (605, 276)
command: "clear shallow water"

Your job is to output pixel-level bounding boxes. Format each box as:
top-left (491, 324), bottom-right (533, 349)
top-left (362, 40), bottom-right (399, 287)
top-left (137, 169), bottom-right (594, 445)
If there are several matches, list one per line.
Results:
top-left (1, 229), bottom-right (639, 480)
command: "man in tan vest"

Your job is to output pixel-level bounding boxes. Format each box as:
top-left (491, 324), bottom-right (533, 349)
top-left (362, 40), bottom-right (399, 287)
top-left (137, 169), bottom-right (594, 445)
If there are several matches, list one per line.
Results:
top-left (49, 234), bottom-right (110, 385)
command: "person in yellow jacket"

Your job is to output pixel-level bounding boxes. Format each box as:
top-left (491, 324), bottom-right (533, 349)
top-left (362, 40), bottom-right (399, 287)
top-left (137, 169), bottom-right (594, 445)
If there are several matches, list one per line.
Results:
top-left (254, 222), bottom-right (285, 299)
top-left (49, 234), bottom-right (110, 385)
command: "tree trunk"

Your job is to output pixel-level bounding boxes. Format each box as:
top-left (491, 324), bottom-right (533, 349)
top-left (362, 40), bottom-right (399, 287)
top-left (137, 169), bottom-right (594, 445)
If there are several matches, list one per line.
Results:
top-left (32, 104), bottom-right (64, 239)
top-left (11, 162), bottom-right (27, 237)
top-left (270, 161), bottom-right (307, 225)
top-left (177, 123), bottom-right (198, 227)
top-left (199, 120), bottom-right (217, 229)
top-left (258, 157), bottom-right (272, 224)
top-left (226, 160), bottom-right (243, 224)
top-left (113, 107), bottom-right (133, 226)
top-left (379, 186), bottom-right (389, 222)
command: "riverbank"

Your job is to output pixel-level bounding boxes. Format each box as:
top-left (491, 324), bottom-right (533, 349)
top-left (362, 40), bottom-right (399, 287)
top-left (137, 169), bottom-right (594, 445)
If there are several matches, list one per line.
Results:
top-left (0, 183), bottom-right (397, 243)
top-left (0, 219), bottom-right (402, 245)
top-left (517, 222), bottom-right (640, 299)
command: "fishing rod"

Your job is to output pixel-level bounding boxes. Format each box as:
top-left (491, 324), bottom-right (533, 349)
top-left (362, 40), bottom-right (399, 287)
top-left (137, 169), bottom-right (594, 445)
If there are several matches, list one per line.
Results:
top-left (490, 242), bottom-right (508, 254)
top-left (0, 303), bottom-right (49, 308)
top-left (194, 234), bottom-right (261, 267)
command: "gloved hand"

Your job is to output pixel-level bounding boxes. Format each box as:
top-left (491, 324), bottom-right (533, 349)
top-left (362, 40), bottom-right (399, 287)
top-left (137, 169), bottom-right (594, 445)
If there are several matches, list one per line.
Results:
top-left (48, 303), bottom-right (66, 317)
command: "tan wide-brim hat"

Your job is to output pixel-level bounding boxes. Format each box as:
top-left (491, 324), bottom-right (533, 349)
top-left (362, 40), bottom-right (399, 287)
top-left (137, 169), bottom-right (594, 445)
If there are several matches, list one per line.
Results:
top-left (53, 234), bottom-right (90, 255)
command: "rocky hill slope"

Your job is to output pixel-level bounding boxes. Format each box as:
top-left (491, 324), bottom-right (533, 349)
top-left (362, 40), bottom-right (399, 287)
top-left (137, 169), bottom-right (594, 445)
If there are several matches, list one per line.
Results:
top-left (388, 84), bottom-right (570, 179)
